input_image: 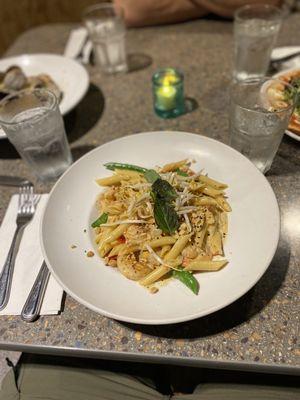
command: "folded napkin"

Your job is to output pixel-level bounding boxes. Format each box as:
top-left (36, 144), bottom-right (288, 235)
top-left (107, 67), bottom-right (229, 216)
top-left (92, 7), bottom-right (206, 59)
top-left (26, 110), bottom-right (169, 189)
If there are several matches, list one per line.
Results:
top-left (0, 195), bottom-right (63, 316)
top-left (64, 27), bottom-right (92, 64)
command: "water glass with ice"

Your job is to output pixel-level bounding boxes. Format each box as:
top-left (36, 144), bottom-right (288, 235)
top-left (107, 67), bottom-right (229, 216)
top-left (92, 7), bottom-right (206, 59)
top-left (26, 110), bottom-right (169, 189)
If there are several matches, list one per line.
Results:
top-left (229, 77), bottom-right (295, 173)
top-left (233, 4), bottom-right (282, 81)
top-left (0, 88), bottom-right (72, 182)
top-left (83, 3), bottom-right (127, 74)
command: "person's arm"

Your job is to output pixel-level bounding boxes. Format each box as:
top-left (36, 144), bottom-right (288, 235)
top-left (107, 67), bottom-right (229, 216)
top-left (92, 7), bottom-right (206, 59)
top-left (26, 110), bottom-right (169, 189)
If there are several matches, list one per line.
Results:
top-left (191, 0), bottom-right (283, 18)
top-left (114, 0), bottom-right (208, 27)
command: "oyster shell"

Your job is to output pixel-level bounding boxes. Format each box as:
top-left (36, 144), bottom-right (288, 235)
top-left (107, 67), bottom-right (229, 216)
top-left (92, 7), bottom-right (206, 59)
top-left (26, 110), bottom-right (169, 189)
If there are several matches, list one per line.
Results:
top-left (28, 74), bottom-right (63, 102)
top-left (2, 66), bottom-right (27, 91)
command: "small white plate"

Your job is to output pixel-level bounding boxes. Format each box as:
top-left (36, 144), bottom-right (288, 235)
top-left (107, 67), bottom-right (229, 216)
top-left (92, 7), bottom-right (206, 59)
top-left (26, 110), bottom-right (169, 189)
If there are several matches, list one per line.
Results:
top-left (41, 132), bottom-right (280, 325)
top-left (0, 54), bottom-right (89, 139)
top-left (271, 46), bottom-right (300, 142)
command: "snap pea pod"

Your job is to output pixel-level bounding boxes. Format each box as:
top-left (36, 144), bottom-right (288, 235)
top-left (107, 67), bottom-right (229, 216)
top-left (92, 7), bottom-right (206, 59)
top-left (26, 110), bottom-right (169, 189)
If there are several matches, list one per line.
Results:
top-left (172, 269), bottom-right (199, 295)
top-left (104, 162), bottom-right (148, 174)
top-left (91, 212), bottom-right (108, 228)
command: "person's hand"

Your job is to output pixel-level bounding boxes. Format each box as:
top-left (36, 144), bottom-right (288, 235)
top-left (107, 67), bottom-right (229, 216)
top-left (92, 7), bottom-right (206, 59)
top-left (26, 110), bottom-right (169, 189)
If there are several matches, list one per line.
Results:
top-left (191, 0), bottom-right (283, 18)
top-left (114, 0), bottom-right (207, 27)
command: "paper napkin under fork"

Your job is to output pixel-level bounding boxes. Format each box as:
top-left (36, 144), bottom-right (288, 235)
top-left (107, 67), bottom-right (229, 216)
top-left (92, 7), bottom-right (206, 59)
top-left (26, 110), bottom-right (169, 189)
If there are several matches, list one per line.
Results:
top-left (0, 195), bottom-right (63, 316)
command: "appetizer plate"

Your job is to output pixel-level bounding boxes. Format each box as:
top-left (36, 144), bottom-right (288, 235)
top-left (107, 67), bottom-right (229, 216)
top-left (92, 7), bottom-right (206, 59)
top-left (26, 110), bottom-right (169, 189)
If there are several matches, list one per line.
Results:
top-left (271, 47), bottom-right (300, 142)
top-left (0, 54), bottom-right (89, 139)
top-left (41, 132), bottom-right (280, 325)
top-left (273, 66), bottom-right (300, 142)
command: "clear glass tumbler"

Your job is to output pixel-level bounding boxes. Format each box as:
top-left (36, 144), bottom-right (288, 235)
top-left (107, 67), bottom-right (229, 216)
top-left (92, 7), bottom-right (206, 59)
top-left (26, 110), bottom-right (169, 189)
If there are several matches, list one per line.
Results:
top-left (229, 77), bottom-right (295, 173)
top-left (83, 3), bottom-right (127, 74)
top-left (233, 4), bottom-right (282, 81)
top-left (0, 89), bottom-right (72, 182)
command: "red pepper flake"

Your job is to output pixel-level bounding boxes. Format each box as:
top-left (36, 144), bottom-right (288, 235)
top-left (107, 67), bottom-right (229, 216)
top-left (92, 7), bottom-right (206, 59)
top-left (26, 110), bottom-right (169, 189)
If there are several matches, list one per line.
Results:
top-left (117, 235), bottom-right (126, 244)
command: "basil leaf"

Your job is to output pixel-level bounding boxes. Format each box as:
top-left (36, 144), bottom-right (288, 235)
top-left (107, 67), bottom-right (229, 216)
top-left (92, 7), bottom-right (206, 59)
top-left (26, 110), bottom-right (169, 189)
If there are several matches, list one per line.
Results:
top-left (152, 179), bottom-right (177, 202)
top-left (175, 168), bottom-right (188, 177)
top-left (154, 197), bottom-right (179, 234)
top-left (172, 269), bottom-right (199, 295)
top-left (144, 169), bottom-right (160, 183)
top-left (91, 212), bottom-right (108, 228)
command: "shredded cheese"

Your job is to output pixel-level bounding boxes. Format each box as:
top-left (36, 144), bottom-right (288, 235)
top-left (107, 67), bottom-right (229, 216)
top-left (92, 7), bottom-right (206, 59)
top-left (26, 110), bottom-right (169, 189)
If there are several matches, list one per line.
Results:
top-left (144, 244), bottom-right (180, 271)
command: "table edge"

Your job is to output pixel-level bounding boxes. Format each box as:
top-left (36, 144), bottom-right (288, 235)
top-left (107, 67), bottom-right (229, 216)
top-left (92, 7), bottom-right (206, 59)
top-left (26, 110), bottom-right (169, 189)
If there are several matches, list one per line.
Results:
top-left (0, 342), bottom-right (299, 376)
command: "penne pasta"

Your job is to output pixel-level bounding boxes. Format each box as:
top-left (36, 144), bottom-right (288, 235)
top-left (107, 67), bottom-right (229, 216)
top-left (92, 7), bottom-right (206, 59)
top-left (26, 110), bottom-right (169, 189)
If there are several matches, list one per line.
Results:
top-left (139, 265), bottom-right (170, 286)
top-left (202, 186), bottom-right (224, 198)
top-left (165, 235), bottom-right (191, 261)
top-left (215, 196), bottom-right (232, 212)
top-left (195, 224), bottom-right (207, 249)
top-left (108, 243), bottom-right (126, 257)
top-left (99, 243), bottom-right (113, 257)
top-left (147, 237), bottom-right (176, 248)
top-left (185, 259), bottom-right (228, 271)
top-left (198, 174), bottom-right (228, 189)
top-left (95, 226), bottom-right (114, 244)
top-left (102, 224), bottom-right (129, 244)
top-left (195, 196), bottom-right (220, 207)
top-left (161, 159), bottom-right (188, 173)
top-left (96, 175), bottom-right (123, 186)
top-left (92, 160), bottom-right (231, 295)
top-left (114, 169), bottom-right (143, 178)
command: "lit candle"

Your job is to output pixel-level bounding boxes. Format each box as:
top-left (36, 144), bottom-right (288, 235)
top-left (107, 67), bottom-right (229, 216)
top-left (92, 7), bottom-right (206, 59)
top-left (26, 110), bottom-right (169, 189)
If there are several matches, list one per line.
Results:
top-left (152, 68), bottom-right (185, 118)
top-left (156, 85), bottom-right (177, 111)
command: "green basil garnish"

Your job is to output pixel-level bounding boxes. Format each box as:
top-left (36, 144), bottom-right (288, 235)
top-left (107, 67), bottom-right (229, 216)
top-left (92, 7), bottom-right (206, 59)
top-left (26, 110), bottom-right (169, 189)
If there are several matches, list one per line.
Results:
top-left (153, 197), bottom-right (179, 234)
top-left (152, 178), bottom-right (177, 202)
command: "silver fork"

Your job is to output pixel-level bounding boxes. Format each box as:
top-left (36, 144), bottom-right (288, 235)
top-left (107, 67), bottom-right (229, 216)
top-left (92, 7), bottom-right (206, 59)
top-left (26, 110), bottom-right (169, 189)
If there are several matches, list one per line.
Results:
top-left (0, 184), bottom-right (38, 311)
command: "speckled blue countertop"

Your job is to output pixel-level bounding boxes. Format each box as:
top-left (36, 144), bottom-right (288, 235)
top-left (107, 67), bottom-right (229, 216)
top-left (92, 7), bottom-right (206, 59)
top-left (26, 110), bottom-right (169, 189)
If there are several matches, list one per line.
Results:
top-left (0, 14), bottom-right (299, 373)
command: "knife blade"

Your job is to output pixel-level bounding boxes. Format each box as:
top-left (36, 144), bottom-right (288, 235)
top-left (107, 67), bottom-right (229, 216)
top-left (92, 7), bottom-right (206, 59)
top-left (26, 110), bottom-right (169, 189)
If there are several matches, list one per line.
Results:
top-left (0, 176), bottom-right (33, 187)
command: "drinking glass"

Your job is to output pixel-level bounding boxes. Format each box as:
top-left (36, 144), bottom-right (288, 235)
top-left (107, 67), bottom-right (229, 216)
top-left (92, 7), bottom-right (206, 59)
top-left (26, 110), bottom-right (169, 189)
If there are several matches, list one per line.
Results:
top-left (229, 77), bottom-right (295, 173)
top-left (0, 89), bottom-right (72, 182)
top-left (83, 3), bottom-right (127, 74)
top-left (233, 4), bottom-right (282, 81)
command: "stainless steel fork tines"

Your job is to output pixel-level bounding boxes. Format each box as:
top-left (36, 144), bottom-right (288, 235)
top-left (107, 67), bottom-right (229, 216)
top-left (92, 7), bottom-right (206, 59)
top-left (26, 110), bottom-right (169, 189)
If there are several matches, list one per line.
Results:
top-left (0, 185), bottom-right (38, 311)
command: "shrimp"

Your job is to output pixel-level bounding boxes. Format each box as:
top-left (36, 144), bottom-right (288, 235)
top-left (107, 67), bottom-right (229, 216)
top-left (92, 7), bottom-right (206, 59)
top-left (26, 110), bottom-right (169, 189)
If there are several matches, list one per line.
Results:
top-left (117, 252), bottom-right (152, 281)
top-left (124, 225), bottom-right (151, 243)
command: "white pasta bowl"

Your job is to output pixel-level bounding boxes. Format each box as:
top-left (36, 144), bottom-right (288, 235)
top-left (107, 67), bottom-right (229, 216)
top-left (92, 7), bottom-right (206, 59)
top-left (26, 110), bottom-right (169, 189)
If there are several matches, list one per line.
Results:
top-left (41, 131), bottom-right (280, 325)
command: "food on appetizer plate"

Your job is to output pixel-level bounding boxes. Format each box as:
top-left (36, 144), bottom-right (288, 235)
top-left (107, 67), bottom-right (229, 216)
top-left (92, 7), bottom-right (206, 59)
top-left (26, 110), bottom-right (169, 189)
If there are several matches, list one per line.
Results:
top-left (0, 65), bottom-right (63, 101)
top-left (267, 69), bottom-right (300, 135)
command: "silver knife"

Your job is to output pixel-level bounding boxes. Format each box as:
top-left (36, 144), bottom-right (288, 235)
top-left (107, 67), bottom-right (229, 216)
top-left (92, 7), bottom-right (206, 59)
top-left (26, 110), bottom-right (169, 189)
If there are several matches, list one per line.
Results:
top-left (0, 176), bottom-right (33, 187)
top-left (21, 261), bottom-right (50, 322)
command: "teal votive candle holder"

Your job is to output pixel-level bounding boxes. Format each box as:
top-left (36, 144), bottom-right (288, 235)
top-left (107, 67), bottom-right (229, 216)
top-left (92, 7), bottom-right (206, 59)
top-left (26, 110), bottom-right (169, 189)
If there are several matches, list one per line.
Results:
top-left (152, 68), bottom-right (185, 118)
